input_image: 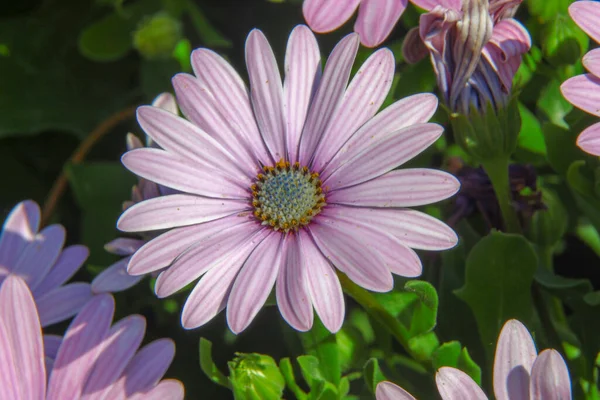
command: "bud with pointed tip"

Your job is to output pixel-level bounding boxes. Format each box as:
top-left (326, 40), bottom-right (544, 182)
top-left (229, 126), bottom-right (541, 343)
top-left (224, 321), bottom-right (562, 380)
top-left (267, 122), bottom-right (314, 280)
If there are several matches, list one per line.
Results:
top-left (228, 353), bottom-right (285, 400)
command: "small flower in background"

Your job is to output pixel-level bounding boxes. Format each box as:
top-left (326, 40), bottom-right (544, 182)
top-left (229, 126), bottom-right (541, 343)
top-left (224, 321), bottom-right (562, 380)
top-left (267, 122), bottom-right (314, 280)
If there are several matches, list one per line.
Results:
top-left (91, 93), bottom-right (178, 294)
top-left (561, 1), bottom-right (600, 156)
top-left (0, 200), bottom-right (91, 327)
top-left (0, 275), bottom-right (184, 399)
top-left (118, 25), bottom-right (460, 334)
top-left (376, 319), bottom-right (572, 400)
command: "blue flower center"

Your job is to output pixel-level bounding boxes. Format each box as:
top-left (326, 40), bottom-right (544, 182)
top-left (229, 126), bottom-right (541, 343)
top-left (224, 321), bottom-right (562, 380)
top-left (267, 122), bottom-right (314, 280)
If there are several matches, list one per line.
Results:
top-left (252, 159), bottom-right (326, 232)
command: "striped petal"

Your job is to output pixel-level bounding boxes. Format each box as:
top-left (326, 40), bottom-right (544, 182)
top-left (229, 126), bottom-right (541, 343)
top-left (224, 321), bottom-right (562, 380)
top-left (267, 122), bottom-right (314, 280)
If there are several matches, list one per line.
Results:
top-left (303, 0), bottom-right (360, 33)
top-left (36, 282), bottom-right (93, 327)
top-left (577, 121), bottom-right (600, 156)
top-left (376, 381), bottom-right (416, 400)
top-left (560, 74), bottom-right (600, 117)
top-left (130, 379), bottom-right (185, 400)
top-left (34, 245), bottom-right (89, 298)
top-left (354, 0), bottom-right (407, 47)
top-left (91, 257), bottom-right (144, 294)
top-left (435, 367), bottom-right (488, 400)
top-left (152, 92), bottom-right (178, 115)
top-left (569, 1), bottom-right (600, 44)
top-left (105, 238), bottom-right (144, 256)
top-left (0, 200), bottom-right (40, 269)
top-left (529, 349), bottom-right (572, 400)
top-left (583, 48), bottom-right (600, 78)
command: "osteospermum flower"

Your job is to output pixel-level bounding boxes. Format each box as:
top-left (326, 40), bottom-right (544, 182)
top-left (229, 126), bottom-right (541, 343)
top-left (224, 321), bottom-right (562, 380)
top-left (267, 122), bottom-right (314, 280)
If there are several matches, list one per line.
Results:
top-left (376, 319), bottom-right (572, 400)
top-left (0, 275), bottom-right (184, 399)
top-left (0, 200), bottom-right (91, 326)
top-left (117, 25), bottom-right (459, 334)
top-left (561, 1), bottom-right (600, 156)
top-left (92, 93), bottom-right (178, 293)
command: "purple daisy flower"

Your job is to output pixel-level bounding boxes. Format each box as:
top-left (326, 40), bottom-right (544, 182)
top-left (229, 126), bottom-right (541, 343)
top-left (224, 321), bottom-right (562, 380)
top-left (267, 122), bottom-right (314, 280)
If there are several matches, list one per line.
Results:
top-left (118, 25), bottom-right (459, 334)
top-left (376, 319), bottom-right (572, 400)
top-left (0, 275), bottom-right (184, 399)
top-left (561, 1), bottom-right (600, 156)
top-left (0, 200), bottom-right (91, 326)
top-left (92, 93), bottom-right (178, 294)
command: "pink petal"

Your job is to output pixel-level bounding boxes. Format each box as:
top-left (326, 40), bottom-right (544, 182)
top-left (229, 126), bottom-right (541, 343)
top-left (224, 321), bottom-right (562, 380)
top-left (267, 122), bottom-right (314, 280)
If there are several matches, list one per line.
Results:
top-left (529, 349), bottom-right (572, 400)
top-left (283, 25), bottom-right (322, 163)
top-left (81, 315), bottom-right (145, 399)
top-left (44, 334), bottom-right (62, 360)
top-left (36, 282), bottom-right (93, 327)
top-left (227, 232), bottom-right (283, 333)
top-left (0, 318), bottom-right (19, 400)
top-left (130, 379), bottom-right (185, 400)
top-left (436, 367), bottom-right (488, 400)
top-left (126, 133), bottom-right (144, 151)
top-left (309, 217), bottom-right (394, 292)
top-left (324, 123), bottom-right (444, 190)
top-left (354, 0), bottom-right (407, 47)
top-left (493, 319), bottom-right (537, 400)
top-left (0, 200), bottom-right (40, 269)
top-left (298, 230), bottom-right (344, 333)
top-left (105, 238), bottom-right (144, 256)
top-left (34, 245), bottom-right (89, 298)
top-left (298, 33), bottom-right (360, 166)
top-left (402, 27), bottom-right (429, 64)
top-left (0, 275), bottom-right (46, 399)
top-left (276, 235), bottom-right (314, 331)
top-left (322, 93), bottom-right (439, 178)
top-left (577, 121), bottom-right (600, 156)
top-left (117, 193), bottom-right (248, 232)
top-left (376, 381), bottom-right (416, 400)
top-left (569, 1), bottom-right (600, 44)
top-left (311, 48), bottom-right (395, 171)
top-left (127, 215), bottom-right (249, 275)
top-left (122, 148), bottom-right (249, 199)
top-left (583, 48), bottom-right (600, 78)
top-left (303, 0), bottom-right (361, 33)
top-left (47, 294), bottom-right (114, 400)
top-left (152, 92), bottom-right (178, 114)
top-left (155, 219), bottom-right (262, 298)
top-left (180, 229), bottom-right (270, 329)
top-left (327, 169), bottom-right (460, 207)
top-left (488, 19), bottom-right (531, 62)
top-left (190, 48), bottom-right (272, 166)
top-left (410, 0), bottom-right (461, 11)
top-left (91, 257), bottom-right (144, 294)
top-left (561, 74), bottom-right (600, 117)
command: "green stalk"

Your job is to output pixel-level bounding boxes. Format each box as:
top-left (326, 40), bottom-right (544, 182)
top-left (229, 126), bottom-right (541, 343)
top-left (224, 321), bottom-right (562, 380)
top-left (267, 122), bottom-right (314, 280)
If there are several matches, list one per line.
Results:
top-left (481, 157), bottom-right (522, 234)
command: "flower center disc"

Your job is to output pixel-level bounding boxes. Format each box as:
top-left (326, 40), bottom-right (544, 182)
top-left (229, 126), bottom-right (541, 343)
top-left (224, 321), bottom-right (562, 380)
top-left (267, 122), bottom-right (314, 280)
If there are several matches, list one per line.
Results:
top-left (251, 159), bottom-right (326, 232)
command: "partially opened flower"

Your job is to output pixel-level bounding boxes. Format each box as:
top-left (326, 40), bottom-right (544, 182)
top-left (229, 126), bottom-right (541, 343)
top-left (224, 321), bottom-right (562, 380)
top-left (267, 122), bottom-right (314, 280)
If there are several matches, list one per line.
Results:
top-left (92, 93), bottom-right (178, 294)
top-left (0, 200), bottom-right (91, 326)
top-left (0, 274), bottom-right (184, 399)
top-left (376, 319), bottom-right (572, 400)
top-left (561, 1), bottom-right (600, 156)
top-left (118, 25), bottom-right (459, 334)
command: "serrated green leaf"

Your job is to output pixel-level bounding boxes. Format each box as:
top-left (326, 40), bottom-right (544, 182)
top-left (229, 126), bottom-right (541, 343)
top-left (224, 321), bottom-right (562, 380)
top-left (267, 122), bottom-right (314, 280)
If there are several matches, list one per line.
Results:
top-left (198, 338), bottom-right (231, 388)
top-left (432, 341), bottom-right (462, 369)
top-left (457, 348), bottom-right (482, 385)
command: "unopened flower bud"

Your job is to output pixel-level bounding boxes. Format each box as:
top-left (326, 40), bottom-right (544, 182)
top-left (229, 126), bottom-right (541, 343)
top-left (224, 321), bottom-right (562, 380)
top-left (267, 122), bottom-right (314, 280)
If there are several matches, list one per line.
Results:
top-left (228, 353), bottom-right (285, 400)
top-left (133, 12), bottom-right (182, 59)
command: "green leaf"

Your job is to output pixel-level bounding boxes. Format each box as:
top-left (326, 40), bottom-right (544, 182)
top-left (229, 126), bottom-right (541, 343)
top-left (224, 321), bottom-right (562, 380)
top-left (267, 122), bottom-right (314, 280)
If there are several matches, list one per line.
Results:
top-left (456, 232), bottom-right (538, 361)
top-left (518, 103), bottom-right (546, 155)
top-left (297, 355), bottom-right (325, 388)
top-left (279, 358), bottom-right (308, 400)
top-left (184, 0), bottom-right (232, 47)
top-left (198, 338), bottom-right (231, 388)
top-left (527, 0), bottom-right (571, 21)
top-left (542, 13), bottom-right (589, 66)
top-left (394, 57), bottom-right (437, 99)
top-left (407, 332), bottom-right (439, 361)
top-left (228, 353), bottom-right (285, 400)
top-left (363, 358), bottom-right (387, 394)
top-left (457, 348), bottom-right (482, 385)
top-left (300, 318), bottom-right (341, 385)
top-left (432, 343), bottom-right (482, 385)
top-left (542, 122), bottom-right (583, 175)
top-left (537, 80), bottom-right (573, 128)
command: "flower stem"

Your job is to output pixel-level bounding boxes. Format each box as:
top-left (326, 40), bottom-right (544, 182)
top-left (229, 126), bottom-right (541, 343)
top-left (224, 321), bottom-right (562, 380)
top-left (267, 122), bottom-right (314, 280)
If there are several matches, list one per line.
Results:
top-left (481, 157), bottom-right (522, 234)
top-left (336, 271), bottom-right (431, 373)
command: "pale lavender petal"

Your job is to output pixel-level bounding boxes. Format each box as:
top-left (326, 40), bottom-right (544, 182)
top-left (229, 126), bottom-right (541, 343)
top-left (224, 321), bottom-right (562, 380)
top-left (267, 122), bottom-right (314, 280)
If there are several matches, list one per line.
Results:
top-left (130, 379), bottom-right (185, 400)
top-left (284, 25), bottom-right (322, 163)
top-left (227, 232), bottom-right (282, 333)
top-left (0, 275), bottom-right (46, 399)
top-left (180, 229), bottom-right (270, 329)
top-left (325, 206), bottom-right (458, 250)
top-left (127, 215), bottom-right (247, 275)
top-left (328, 169), bottom-right (460, 207)
top-left (12, 224), bottom-right (65, 290)
top-left (276, 235), bottom-right (314, 331)
top-left (46, 294), bottom-right (114, 400)
top-left (298, 230), bottom-right (344, 333)
top-left (322, 93), bottom-right (439, 178)
top-left (560, 74), bottom-right (600, 117)
top-left (529, 349), bottom-right (572, 400)
top-left (117, 194), bottom-right (248, 232)
top-left (105, 238), bottom-right (144, 256)
top-left (303, 0), bottom-right (360, 32)
top-left (298, 33), bottom-right (360, 166)
top-left (152, 92), bottom-right (178, 114)
top-left (36, 282), bottom-right (93, 327)
top-left (44, 334), bottom-right (62, 360)
top-left (34, 245), bottom-right (89, 298)
top-left (311, 48), bottom-right (395, 171)
top-left (324, 123), bottom-right (444, 190)
top-left (155, 219), bottom-right (261, 298)
top-left (309, 218), bottom-right (394, 291)
top-left (577, 121), bottom-right (600, 156)
top-left (410, 0), bottom-right (462, 11)
top-left (126, 133), bottom-right (144, 151)
top-left (436, 367), bottom-right (488, 400)
top-left (0, 200), bottom-right (40, 271)
top-left (569, 1), bottom-right (600, 44)
top-left (191, 48), bottom-right (272, 166)
top-left (402, 27), bottom-right (429, 64)
top-left (81, 315), bottom-right (145, 399)
top-left (493, 319), bottom-right (537, 400)
top-left (376, 381), bottom-right (416, 400)
top-left (354, 0), bottom-right (407, 47)
top-left (488, 19), bottom-right (531, 62)
top-left (0, 317), bottom-right (19, 400)
top-left (122, 148), bottom-right (248, 199)
top-left (91, 257), bottom-right (144, 294)
top-left (583, 48), bottom-right (600, 78)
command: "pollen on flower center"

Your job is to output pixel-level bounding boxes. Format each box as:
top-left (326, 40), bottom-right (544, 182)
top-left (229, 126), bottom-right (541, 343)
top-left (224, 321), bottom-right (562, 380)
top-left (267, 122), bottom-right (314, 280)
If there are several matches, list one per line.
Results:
top-left (251, 159), bottom-right (326, 232)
